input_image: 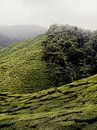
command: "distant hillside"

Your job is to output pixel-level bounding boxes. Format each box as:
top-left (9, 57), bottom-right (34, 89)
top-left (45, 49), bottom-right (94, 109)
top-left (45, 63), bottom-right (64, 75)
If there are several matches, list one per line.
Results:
top-left (0, 34), bottom-right (51, 91)
top-left (0, 74), bottom-right (97, 130)
top-left (0, 25), bottom-right (47, 47)
top-left (0, 33), bottom-right (12, 47)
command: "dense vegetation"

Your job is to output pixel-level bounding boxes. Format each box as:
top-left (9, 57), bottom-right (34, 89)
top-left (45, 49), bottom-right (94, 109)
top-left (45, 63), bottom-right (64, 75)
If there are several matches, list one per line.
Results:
top-left (43, 24), bottom-right (97, 87)
top-left (1, 24), bottom-right (97, 130)
top-left (0, 35), bottom-right (51, 92)
top-left (1, 24), bottom-right (97, 91)
top-left (0, 74), bottom-right (97, 130)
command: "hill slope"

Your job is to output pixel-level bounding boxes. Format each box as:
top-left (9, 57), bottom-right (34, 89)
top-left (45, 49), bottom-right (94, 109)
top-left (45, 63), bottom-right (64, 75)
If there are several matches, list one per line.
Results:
top-left (1, 24), bottom-right (97, 91)
top-left (0, 34), bottom-right (51, 91)
top-left (0, 74), bottom-right (97, 130)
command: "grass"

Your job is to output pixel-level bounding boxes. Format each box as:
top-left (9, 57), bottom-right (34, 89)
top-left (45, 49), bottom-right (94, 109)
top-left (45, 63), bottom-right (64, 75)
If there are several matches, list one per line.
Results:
top-left (0, 74), bottom-right (97, 129)
top-left (0, 34), bottom-right (51, 92)
top-left (1, 33), bottom-right (97, 129)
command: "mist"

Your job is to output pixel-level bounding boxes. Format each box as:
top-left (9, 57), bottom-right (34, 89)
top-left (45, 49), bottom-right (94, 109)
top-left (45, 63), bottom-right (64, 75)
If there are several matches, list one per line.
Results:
top-left (0, 0), bottom-right (97, 30)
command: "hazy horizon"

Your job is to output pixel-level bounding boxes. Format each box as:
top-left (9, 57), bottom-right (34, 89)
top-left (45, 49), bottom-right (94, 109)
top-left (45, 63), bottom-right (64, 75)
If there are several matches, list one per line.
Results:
top-left (0, 0), bottom-right (97, 30)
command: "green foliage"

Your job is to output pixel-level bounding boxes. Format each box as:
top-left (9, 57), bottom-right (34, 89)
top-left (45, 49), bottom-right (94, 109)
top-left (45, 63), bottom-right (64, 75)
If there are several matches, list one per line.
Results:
top-left (0, 74), bottom-right (97, 129)
top-left (1, 25), bottom-right (97, 129)
top-left (43, 24), bottom-right (97, 87)
top-left (0, 34), bottom-right (52, 92)
top-left (1, 24), bottom-right (97, 91)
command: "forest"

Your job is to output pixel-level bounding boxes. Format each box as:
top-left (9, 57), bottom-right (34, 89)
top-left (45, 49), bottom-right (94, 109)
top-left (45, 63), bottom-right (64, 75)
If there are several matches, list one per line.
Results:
top-left (43, 24), bottom-right (97, 87)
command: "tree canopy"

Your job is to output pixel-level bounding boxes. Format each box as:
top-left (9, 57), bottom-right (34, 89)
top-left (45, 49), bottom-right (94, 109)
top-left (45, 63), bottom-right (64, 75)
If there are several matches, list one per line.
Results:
top-left (43, 24), bottom-right (97, 87)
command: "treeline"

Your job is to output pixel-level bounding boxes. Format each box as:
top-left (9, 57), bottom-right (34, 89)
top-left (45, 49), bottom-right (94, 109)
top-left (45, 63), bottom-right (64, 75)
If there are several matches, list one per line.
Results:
top-left (43, 24), bottom-right (97, 87)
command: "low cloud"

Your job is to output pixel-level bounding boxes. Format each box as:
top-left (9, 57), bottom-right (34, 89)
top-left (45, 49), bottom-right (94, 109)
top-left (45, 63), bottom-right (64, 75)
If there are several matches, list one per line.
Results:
top-left (0, 0), bottom-right (97, 30)
top-left (22, 0), bottom-right (53, 6)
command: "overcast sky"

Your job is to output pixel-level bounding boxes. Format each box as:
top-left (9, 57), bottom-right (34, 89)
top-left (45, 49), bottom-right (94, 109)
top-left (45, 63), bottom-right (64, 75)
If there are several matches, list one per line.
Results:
top-left (0, 0), bottom-right (97, 30)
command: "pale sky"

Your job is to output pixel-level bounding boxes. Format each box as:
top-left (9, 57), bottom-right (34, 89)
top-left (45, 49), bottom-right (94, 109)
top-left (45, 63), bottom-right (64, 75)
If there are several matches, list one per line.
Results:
top-left (0, 0), bottom-right (97, 30)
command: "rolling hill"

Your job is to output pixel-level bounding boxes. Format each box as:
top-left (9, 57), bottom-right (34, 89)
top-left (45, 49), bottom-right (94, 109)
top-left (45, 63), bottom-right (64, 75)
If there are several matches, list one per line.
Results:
top-left (0, 74), bottom-right (97, 130)
top-left (1, 24), bottom-right (97, 130)
top-left (0, 34), bottom-right (51, 92)
top-left (1, 24), bottom-right (97, 92)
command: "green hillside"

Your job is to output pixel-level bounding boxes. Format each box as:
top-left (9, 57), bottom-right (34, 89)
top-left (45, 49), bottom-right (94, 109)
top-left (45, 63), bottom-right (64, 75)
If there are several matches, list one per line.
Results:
top-left (1, 25), bottom-right (97, 92)
top-left (0, 74), bottom-right (97, 130)
top-left (0, 34), bottom-right (51, 92)
top-left (1, 25), bottom-right (97, 130)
